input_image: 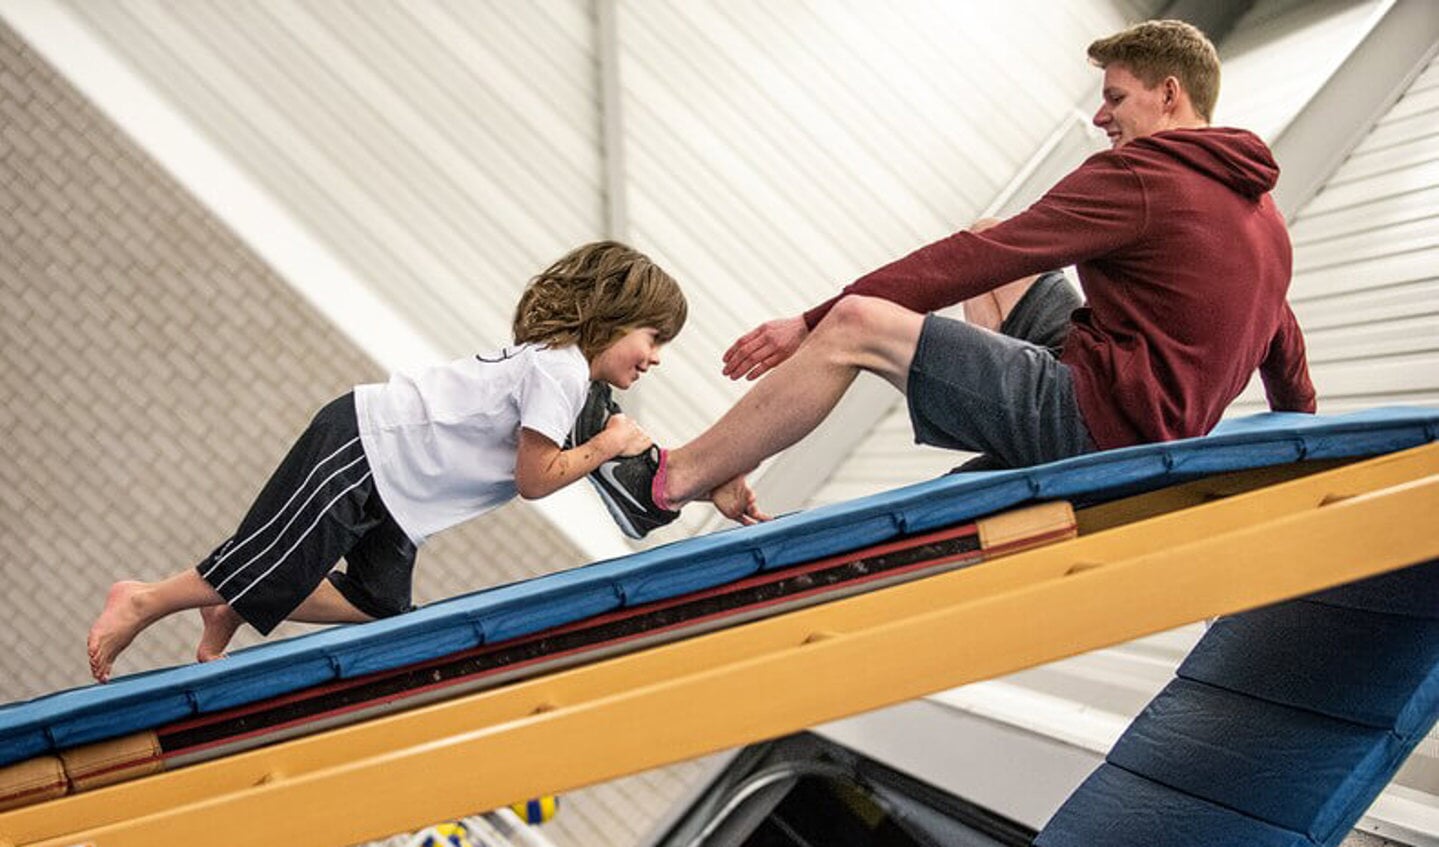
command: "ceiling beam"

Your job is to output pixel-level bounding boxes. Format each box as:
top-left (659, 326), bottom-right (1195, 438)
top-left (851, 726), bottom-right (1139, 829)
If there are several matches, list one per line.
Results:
top-left (1159, 0), bottom-right (1255, 45)
top-left (1270, 0), bottom-right (1439, 219)
top-left (596, 0), bottom-right (627, 242)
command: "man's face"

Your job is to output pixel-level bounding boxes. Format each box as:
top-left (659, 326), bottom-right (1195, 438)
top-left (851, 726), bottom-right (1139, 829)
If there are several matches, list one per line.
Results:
top-left (1093, 63), bottom-right (1169, 148)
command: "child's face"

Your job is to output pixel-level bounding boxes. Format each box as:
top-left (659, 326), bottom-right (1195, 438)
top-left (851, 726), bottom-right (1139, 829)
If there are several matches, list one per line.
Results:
top-left (591, 327), bottom-right (665, 389)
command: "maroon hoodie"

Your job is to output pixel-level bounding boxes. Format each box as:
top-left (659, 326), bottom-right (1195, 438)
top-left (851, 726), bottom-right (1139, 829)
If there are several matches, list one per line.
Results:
top-left (803, 127), bottom-right (1316, 450)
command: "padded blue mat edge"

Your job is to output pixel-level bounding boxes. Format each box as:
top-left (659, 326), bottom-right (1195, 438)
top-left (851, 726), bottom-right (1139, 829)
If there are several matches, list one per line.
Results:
top-left (2, 407), bottom-right (1436, 765)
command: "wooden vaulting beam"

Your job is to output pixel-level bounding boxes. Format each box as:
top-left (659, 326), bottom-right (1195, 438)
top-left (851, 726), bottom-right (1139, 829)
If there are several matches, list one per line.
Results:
top-left (3, 443), bottom-right (1437, 847)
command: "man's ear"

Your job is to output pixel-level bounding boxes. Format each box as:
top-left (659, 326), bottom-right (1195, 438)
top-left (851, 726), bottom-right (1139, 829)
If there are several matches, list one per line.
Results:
top-left (1162, 76), bottom-right (1181, 112)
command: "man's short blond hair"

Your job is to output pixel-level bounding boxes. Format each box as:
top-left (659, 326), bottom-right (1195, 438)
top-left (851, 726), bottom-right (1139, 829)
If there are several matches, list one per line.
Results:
top-left (1088, 20), bottom-right (1220, 122)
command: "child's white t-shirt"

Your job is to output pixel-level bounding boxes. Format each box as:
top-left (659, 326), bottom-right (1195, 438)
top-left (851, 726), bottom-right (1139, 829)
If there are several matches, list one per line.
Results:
top-left (354, 343), bottom-right (589, 546)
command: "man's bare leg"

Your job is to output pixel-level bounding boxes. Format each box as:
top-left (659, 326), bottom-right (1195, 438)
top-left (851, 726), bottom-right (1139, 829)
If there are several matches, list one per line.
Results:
top-left (961, 218), bottom-right (1040, 332)
top-left (991, 275), bottom-right (1040, 323)
top-left (663, 296), bottom-right (924, 507)
top-left (962, 290), bottom-right (1004, 331)
top-left (195, 577), bottom-right (371, 663)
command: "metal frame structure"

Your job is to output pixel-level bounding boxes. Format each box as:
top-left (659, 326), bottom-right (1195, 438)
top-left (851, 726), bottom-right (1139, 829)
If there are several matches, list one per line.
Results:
top-left (2, 443), bottom-right (1437, 847)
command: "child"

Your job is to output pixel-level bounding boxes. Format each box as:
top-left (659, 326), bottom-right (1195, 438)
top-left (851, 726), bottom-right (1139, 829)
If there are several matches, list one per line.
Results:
top-left (87, 241), bottom-right (687, 683)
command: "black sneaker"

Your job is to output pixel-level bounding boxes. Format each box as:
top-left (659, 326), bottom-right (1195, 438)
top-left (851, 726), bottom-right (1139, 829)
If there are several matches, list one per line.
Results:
top-left (590, 445), bottom-right (680, 539)
top-left (566, 381), bottom-right (622, 449)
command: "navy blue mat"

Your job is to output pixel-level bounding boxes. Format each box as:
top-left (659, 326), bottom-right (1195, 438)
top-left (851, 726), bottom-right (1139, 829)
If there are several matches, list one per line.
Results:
top-left (1036, 559), bottom-right (1439, 847)
top-left (2, 407), bottom-right (1436, 768)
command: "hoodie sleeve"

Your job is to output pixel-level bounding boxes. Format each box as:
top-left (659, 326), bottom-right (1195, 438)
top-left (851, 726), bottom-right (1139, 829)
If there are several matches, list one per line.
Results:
top-left (1259, 303), bottom-right (1317, 413)
top-left (803, 151), bottom-right (1148, 329)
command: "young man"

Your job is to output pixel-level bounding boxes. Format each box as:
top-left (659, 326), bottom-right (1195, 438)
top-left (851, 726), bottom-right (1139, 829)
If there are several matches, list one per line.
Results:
top-left (593, 19), bottom-right (1316, 533)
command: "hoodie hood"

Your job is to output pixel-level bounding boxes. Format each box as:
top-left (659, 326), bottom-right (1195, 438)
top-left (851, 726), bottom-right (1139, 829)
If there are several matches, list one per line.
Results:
top-left (1128, 127), bottom-right (1279, 199)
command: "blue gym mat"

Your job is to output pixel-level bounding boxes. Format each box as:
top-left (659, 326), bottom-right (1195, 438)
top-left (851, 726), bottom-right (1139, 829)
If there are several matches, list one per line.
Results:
top-left (1021, 412), bottom-right (1439, 847)
top-left (1035, 559), bottom-right (1439, 847)
top-left (1, 407), bottom-right (1436, 772)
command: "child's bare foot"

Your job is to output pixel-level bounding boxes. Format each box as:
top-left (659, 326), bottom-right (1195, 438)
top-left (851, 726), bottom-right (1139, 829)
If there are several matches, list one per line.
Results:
top-left (196, 604), bottom-right (242, 663)
top-left (87, 581), bottom-right (148, 683)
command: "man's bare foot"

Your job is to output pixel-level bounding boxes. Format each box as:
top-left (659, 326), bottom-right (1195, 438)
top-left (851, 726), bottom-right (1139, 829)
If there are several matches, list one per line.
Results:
top-left (196, 604), bottom-right (242, 663)
top-left (709, 474), bottom-right (771, 525)
top-left (87, 581), bottom-right (148, 683)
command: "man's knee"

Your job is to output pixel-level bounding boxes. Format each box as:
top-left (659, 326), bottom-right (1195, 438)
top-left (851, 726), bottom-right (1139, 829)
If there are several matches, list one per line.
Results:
top-left (814, 295), bottom-right (923, 379)
top-left (817, 295), bottom-right (895, 344)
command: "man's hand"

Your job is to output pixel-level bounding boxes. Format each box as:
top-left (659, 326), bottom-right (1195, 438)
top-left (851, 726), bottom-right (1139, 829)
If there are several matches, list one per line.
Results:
top-left (708, 474), bottom-right (772, 526)
top-left (721, 316), bottom-right (808, 381)
top-left (601, 413), bottom-right (652, 457)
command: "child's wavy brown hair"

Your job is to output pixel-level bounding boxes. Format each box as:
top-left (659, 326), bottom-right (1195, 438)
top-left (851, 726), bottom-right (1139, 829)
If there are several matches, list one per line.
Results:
top-left (513, 241), bottom-right (687, 360)
top-left (1088, 20), bottom-right (1221, 122)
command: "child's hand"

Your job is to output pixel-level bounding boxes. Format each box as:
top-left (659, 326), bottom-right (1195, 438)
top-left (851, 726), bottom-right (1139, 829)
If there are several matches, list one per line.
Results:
top-left (603, 413), bottom-right (653, 457)
top-left (709, 474), bottom-right (771, 525)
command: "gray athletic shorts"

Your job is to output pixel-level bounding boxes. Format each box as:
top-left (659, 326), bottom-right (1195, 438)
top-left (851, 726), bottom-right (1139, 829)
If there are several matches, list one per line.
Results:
top-left (906, 272), bottom-right (1095, 470)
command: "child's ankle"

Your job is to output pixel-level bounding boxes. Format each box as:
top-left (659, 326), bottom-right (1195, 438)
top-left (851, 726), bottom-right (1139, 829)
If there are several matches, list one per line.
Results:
top-left (651, 449), bottom-right (676, 512)
top-left (130, 587), bottom-right (164, 622)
